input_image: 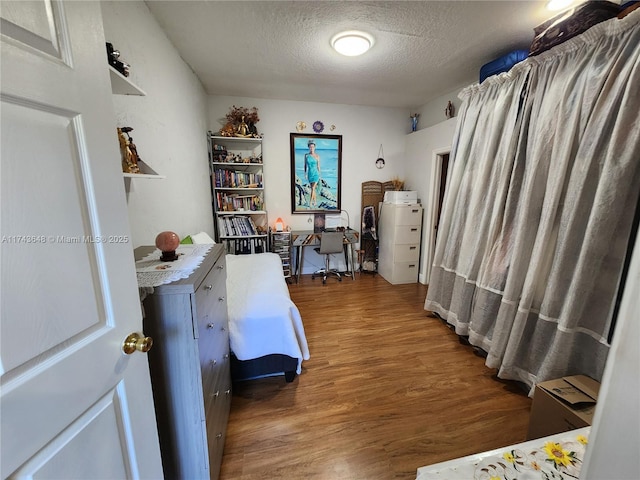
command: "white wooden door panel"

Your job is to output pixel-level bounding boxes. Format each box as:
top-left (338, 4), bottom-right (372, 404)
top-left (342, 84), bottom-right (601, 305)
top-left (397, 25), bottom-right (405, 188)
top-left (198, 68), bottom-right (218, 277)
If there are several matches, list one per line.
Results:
top-left (0, 1), bottom-right (163, 478)
top-left (0, 0), bottom-right (67, 60)
top-left (1, 97), bottom-right (106, 373)
top-left (12, 388), bottom-right (131, 479)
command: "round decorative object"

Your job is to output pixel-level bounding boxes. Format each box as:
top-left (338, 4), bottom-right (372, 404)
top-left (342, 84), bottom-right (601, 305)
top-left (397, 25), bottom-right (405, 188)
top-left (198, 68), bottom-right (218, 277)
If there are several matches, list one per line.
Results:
top-left (296, 121), bottom-right (306, 132)
top-left (155, 231), bottom-right (180, 261)
top-left (312, 120), bottom-right (324, 133)
top-left (330, 124), bottom-right (336, 131)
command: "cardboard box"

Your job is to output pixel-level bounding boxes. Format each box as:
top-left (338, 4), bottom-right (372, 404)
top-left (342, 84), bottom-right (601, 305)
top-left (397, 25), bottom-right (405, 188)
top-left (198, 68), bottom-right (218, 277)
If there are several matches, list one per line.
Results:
top-left (527, 375), bottom-right (600, 440)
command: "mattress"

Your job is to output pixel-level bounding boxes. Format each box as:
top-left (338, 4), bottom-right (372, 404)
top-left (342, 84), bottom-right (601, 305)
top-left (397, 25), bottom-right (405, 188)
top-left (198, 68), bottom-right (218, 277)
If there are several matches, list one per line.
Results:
top-left (225, 253), bottom-right (310, 373)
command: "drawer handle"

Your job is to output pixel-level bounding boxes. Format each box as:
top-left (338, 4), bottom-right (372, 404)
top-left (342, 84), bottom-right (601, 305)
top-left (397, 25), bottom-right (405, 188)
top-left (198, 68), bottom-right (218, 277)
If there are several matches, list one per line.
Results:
top-left (225, 389), bottom-right (231, 395)
top-left (218, 296), bottom-right (225, 302)
top-left (216, 433), bottom-right (223, 439)
top-left (204, 284), bottom-right (213, 291)
top-left (412, 209), bottom-right (419, 213)
top-left (410, 228), bottom-right (418, 232)
top-left (409, 246), bottom-right (416, 250)
top-left (409, 265), bottom-right (416, 268)
top-left (210, 359), bottom-right (217, 365)
top-left (221, 326), bottom-right (226, 332)
top-left (217, 265), bottom-right (224, 270)
top-left (207, 323), bottom-right (215, 329)
top-left (223, 354), bottom-right (229, 359)
top-left (212, 390), bottom-right (219, 398)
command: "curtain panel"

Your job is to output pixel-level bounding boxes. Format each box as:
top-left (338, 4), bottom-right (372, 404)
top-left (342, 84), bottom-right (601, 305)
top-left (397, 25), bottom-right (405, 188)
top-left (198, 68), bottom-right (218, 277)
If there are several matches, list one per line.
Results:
top-left (425, 11), bottom-right (640, 395)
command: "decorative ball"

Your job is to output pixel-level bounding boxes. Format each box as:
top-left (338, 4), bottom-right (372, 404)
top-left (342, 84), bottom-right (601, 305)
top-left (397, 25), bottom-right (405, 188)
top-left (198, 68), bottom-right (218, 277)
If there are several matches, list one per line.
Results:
top-left (155, 231), bottom-right (180, 252)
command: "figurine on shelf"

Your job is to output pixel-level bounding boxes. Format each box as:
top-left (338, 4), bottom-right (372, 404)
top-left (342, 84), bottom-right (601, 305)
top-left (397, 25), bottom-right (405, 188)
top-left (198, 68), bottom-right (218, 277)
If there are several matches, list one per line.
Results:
top-left (410, 113), bottom-right (420, 132)
top-left (106, 42), bottom-right (130, 77)
top-left (225, 105), bottom-right (260, 137)
top-left (235, 115), bottom-right (251, 137)
top-left (445, 100), bottom-right (455, 119)
top-left (117, 127), bottom-right (141, 174)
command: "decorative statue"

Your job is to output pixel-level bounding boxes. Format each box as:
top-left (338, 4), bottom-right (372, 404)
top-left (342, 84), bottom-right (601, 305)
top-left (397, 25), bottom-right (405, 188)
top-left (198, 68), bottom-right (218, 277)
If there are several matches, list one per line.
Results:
top-left (445, 101), bottom-right (455, 119)
top-left (410, 113), bottom-right (419, 132)
top-left (236, 115), bottom-right (250, 137)
top-left (117, 127), bottom-right (141, 174)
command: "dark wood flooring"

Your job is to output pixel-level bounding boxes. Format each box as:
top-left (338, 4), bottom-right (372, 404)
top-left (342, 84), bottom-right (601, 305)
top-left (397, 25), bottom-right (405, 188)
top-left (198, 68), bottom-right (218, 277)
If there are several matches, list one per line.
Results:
top-left (220, 272), bottom-right (531, 479)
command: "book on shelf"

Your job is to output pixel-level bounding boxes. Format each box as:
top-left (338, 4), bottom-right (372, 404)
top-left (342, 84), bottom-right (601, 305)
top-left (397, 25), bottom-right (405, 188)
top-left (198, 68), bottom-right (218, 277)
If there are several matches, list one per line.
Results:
top-left (218, 215), bottom-right (260, 237)
top-left (212, 169), bottom-right (262, 188)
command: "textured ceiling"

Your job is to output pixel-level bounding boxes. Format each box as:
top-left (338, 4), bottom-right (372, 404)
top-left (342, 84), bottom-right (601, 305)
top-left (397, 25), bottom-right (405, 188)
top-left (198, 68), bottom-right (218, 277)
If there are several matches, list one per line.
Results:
top-left (146, 1), bottom-right (552, 108)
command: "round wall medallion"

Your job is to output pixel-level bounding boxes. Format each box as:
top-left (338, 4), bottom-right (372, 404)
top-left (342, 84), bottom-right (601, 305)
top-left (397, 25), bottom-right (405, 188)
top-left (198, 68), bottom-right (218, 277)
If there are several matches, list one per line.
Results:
top-left (313, 121), bottom-right (324, 133)
top-left (296, 121), bottom-right (306, 132)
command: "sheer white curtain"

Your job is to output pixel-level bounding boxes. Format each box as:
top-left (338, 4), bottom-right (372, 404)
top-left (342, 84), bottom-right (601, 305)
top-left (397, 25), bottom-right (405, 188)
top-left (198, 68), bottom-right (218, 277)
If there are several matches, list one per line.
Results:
top-left (425, 11), bottom-right (640, 395)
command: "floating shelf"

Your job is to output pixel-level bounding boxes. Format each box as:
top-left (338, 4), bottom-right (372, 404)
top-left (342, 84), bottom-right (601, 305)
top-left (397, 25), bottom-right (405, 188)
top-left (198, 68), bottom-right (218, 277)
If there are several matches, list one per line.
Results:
top-left (109, 66), bottom-right (146, 96)
top-left (123, 159), bottom-right (165, 179)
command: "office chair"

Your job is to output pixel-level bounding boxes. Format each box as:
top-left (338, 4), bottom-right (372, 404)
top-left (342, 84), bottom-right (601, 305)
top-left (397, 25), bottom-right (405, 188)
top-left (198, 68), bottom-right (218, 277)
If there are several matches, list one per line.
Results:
top-left (312, 231), bottom-right (344, 284)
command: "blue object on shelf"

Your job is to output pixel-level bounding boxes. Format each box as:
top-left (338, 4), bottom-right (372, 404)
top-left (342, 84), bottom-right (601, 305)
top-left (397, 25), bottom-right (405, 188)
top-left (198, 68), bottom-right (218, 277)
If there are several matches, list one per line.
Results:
top-left (479, 50), bottom-right (529, 83)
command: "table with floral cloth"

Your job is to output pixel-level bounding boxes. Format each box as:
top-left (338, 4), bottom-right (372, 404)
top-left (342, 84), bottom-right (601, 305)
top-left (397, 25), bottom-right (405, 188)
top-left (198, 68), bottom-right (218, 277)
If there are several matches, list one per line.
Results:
top-left (416, 427), bottom-right (590, 480)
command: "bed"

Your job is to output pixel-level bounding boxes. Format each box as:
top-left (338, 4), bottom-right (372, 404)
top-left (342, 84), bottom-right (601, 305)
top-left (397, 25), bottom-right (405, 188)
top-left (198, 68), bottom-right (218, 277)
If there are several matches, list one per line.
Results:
top-left (225, 252), bottom-right (310, 382)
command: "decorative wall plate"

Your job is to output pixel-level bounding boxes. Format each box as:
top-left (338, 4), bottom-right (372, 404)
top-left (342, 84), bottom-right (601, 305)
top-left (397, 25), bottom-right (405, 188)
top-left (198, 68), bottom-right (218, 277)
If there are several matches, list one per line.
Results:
top-left (313, 121), bottom-right (324, 133)
top-left (296, 121), bottom-right (306, 132)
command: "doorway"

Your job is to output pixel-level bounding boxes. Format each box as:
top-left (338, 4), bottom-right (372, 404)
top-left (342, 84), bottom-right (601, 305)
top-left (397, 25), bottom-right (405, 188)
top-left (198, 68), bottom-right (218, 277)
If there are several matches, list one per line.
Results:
top-left (423, 149), bottom-right (451, 284)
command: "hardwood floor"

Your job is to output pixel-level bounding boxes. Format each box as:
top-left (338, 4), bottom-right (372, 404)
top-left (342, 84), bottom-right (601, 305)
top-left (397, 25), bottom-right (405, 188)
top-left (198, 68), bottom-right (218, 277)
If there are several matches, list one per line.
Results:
top-left (220, 273), bottom-right (532, 480)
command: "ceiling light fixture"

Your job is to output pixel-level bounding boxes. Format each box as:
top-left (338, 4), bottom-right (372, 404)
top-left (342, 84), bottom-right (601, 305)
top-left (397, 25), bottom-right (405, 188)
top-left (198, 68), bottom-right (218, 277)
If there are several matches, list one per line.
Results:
top-left (331, 31), bottom-right (374, 57)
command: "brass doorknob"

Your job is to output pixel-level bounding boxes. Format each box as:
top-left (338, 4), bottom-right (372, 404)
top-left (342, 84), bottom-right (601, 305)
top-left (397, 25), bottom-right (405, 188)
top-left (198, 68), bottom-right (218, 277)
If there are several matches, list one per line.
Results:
top-left (122, 332), bottom-right (153, 355)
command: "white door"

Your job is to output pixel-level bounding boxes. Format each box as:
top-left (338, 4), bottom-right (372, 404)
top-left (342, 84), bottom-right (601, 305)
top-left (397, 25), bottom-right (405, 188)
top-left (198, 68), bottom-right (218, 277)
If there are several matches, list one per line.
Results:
top-left (0, 1), bottom-right (163, 478)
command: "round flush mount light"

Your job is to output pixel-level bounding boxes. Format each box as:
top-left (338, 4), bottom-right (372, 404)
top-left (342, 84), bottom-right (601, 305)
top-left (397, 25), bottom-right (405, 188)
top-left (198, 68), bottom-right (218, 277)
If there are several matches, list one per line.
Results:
top-left (331, 31), bottom-right (374, 56)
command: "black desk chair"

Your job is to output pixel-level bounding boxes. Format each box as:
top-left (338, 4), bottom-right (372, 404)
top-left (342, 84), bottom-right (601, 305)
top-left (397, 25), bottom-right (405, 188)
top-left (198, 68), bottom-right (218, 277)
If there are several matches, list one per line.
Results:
top-left (312, 232), bottom-right (344, 284)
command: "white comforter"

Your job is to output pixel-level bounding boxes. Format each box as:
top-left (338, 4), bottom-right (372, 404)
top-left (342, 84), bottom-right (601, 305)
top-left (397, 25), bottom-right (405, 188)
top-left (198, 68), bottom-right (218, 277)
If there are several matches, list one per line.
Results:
top-left (225, 253), bottom-right (310, 373)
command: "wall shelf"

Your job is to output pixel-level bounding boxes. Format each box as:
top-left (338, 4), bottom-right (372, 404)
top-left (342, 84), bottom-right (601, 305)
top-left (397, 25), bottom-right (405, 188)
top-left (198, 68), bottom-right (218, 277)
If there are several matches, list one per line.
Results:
top-left (122, 159), bottom-right (165, 179)
top-left (109, 66), bottom-right (146, 96)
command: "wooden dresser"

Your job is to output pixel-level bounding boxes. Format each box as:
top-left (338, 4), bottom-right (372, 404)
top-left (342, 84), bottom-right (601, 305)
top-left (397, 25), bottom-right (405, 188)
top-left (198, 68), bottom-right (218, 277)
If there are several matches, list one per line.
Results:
top-left (135, 245), bottom-right (230, 479)
top-left (378, 203), bottom-right (423, 284)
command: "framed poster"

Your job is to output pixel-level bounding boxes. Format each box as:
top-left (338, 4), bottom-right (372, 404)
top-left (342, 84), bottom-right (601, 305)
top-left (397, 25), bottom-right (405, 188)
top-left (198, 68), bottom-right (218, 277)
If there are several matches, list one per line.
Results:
top-left (290, 133), bottom-right (342, 214)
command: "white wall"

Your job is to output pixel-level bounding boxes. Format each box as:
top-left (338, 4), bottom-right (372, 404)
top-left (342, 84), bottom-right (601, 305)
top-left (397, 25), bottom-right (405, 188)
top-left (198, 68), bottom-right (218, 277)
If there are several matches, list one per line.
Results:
top-left (101, 1), bottom-right (213, 248)
top-left (208, 96), bottom-right (407, 273)
top-left (404, 117), bottom-right (458, 284)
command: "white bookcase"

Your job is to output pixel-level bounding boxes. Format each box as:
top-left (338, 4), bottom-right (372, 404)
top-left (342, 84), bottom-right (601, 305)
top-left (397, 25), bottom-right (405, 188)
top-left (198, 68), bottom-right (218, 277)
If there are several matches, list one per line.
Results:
top-left (208, 134), bottom-right (268, 254)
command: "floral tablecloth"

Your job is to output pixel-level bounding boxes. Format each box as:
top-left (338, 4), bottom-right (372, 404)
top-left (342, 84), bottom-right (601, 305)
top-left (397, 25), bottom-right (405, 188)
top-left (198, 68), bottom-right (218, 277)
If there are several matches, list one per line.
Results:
top-left (416, 427), bottom-right (590, 480)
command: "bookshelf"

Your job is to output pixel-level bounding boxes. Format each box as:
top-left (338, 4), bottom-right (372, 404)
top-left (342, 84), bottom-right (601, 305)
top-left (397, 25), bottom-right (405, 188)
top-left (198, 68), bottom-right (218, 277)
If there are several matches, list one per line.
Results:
top-left (208, 134), bottom-right (268, 254)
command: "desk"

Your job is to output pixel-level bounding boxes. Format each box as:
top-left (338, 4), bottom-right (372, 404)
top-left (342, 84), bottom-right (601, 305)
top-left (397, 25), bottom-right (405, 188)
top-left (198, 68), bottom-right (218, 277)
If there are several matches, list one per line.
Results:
top-left (292, 229), bottom-right (359, 282)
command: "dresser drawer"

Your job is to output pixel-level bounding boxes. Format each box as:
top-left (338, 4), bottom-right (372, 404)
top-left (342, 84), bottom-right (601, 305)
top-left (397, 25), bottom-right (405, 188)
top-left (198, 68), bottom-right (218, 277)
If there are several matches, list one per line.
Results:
top-left (194, 260), bottom-right (226, 324)
top-left (389, 261), bottom-right (419, 284)
top-left (392, 243), bottom-right (420, 262)
top-left (202, 353), bottom-right (231, 414)
top-left (395, 205), bottom-right (423, 225)
top-left (394, 225), bottom-right (421, 244)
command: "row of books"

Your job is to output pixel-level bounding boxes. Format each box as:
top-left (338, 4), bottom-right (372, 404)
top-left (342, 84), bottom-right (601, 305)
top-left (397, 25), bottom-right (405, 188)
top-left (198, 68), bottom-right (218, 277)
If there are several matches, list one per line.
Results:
top-left (223, 237), bottom-right (267, 255)
top-left (213, 169), bottom-right (262, 188)
top-left (215, 192), bottom-right (263, 212)
top-left (218, 216), bottom-right (261, 237)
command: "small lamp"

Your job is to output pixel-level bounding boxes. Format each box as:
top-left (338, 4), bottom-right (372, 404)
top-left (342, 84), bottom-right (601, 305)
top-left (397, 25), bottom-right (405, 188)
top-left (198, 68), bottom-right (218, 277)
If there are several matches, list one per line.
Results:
top-left (155, 231), bottom-right (180, 261)
top-left (275, 217), bottom-right (285, 232)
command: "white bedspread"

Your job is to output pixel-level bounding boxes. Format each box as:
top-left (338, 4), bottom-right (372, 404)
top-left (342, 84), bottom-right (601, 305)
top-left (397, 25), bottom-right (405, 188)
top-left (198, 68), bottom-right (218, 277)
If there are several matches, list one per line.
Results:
top-left (226, 253), bottom-right (310, 373)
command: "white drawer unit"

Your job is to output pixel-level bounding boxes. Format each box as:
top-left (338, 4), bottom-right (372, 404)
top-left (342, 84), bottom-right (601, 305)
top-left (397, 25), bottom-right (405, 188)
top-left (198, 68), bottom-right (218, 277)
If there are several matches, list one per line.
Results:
top-left (378, 203), bottom-right (423, 284)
